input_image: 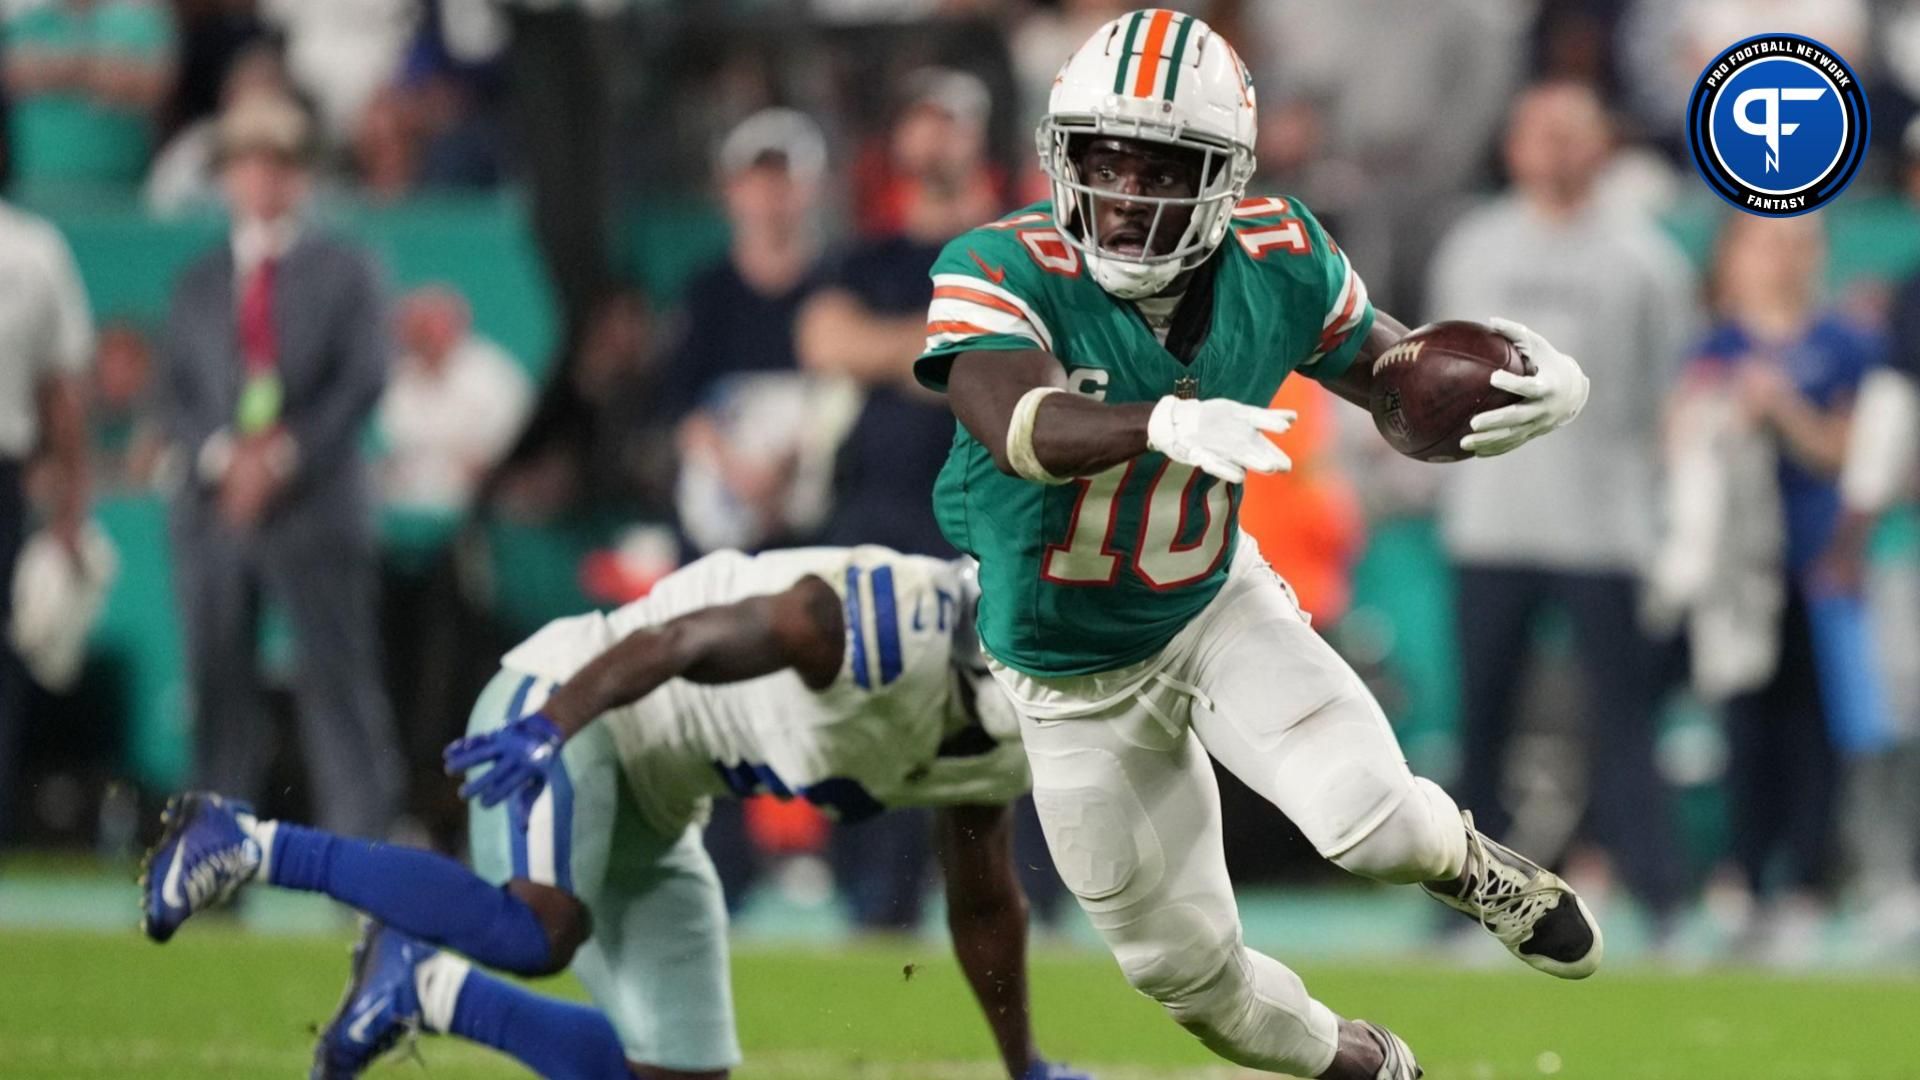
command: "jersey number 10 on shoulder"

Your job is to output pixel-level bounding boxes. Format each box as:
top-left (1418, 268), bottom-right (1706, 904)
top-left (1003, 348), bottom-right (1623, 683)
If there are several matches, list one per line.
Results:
top-left (1043, 460), bottom-right (1229, 589)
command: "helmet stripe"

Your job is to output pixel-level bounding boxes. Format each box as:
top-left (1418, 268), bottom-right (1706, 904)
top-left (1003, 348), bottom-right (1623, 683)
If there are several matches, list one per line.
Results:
top-left (1161, 13), bottom-right (1196, 100)
top-left (1112, 10), bottom-right (1145, 95)
top-left (1132, 9), bottom-right (1176, 98)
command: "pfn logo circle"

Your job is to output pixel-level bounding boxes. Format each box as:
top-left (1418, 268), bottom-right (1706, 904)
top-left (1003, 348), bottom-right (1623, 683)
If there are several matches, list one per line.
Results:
top-left (1687, 33), bottom-right (1868, 217)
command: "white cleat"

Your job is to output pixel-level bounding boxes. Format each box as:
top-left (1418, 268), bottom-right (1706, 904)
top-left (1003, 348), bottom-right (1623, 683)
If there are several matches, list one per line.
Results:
top-left (1423, 812), bottom-right (1604, 979)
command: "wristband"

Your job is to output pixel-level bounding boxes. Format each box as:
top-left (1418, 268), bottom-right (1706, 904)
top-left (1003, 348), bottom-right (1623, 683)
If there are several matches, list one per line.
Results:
top-left (1006, 386), bottom-right (1070, 485)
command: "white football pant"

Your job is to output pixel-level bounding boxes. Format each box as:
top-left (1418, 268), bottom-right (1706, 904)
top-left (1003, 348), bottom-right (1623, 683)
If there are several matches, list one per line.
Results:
top-left (994, 540), bottom-right (1467, 1076)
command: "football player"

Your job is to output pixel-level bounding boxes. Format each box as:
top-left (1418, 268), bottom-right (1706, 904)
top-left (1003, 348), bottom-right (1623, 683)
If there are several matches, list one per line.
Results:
top-left (141, 545), bottom-right (1090, 1080)
top-left (914, 11), bottom-right (1599, 1079)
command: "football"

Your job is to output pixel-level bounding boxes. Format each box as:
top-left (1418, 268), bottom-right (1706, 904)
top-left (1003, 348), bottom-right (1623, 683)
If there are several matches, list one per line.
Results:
top-left (1368, 320), bottom-right (1532, 463)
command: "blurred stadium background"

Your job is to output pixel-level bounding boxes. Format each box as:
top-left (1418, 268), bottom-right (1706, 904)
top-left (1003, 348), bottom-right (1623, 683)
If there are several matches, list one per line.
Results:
top-left (2, 0), bottom-right (1919, 1076)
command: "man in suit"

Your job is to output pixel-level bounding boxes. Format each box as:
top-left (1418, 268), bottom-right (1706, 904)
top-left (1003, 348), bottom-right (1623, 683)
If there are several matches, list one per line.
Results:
top-left (158, 93), bottom-right (401, 840)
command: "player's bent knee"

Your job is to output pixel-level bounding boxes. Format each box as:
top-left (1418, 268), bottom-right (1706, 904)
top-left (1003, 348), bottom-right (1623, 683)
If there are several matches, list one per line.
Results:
top-left (507, 878), bottom-right (592, 975)
top-left (1325, 777), bottom-right (1463, 885)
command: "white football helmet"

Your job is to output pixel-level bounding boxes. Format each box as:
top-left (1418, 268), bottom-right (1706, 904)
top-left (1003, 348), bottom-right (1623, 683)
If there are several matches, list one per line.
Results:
top-left (1037, 9), bottom-right (1257, 299)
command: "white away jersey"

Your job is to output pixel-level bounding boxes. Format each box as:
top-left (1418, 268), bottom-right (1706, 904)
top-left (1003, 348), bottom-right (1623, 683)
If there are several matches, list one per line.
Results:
top-left (502, 546), bottom-right (1031, 835)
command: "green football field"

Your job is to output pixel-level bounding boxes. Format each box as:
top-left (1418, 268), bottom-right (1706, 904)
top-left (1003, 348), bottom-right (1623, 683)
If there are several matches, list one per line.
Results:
top-left (3, 928), bottom-right (1918, 1079)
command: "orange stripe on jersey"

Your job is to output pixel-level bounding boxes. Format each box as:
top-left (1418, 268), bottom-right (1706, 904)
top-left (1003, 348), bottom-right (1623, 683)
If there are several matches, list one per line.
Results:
top-left (1318, 283), bottom-right (1362, 353)
top-left (932, 285), bottom-right (1031, 322)
top-left (927, 320), bottom-right (997, 337)
top-left (1132, 10), bottom-right (1175, 98)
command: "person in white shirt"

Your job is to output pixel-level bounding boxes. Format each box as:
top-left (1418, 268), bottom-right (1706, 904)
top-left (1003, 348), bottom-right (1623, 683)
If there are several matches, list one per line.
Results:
top-left (0, 199), bottom-right (93, 847)
top-left (378, 286), bottom-right (533, 512)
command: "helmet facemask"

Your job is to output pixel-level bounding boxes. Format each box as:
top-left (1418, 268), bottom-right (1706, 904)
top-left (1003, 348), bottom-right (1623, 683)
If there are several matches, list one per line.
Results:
top-left (1038, 115), bottom-right (1254, 299)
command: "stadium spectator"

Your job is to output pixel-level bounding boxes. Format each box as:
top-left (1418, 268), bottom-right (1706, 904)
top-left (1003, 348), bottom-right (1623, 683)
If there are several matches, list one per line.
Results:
top-left (156, 94), bottom-right (402, 841)
top-left (796, 68), bottom-right (999, 558)
top-left (377, 286), bottom-right (531, 513)
top-left (1427, 82), bottom-right (1696, 931)
top-left (489, 290), bottom-right (670, 525)
top-left (2, 0), bottom-right (177, 193)
top-left (1657, 213), bottom-right (1880, 964)
top-left (0, 201), bottom-right (93, 847)
top-left (89, 318), bottom-right (167, 493)
top-left (666, 109), bottom-right (828, 420)
top-left (671, 109), bottom-right (847, 557)
top-left (144, 41), bottom-right (299, 217)
top-left (1246, 0), bottom-right (1521, 313)
top-left (1822, 120), bottom-right (1920, 945)
top-left (352, 83), bottom-right (425, 202)
top-left (390, 0), bottom-right (510, 191)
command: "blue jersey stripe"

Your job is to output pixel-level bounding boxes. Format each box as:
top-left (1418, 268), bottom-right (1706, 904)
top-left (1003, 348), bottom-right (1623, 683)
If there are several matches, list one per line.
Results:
top-left (869, 565), bottom-right (903, 685)
top-left (844, 566), bottom-right (870, 689)
top-left (547, 753), bottom-right (575, 892)
top-left (502, 675), bottom-right (537, 878)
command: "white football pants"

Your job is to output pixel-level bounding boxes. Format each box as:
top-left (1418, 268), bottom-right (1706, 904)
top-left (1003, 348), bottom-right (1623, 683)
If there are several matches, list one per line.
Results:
top-left (994, 540), bottom-right (1467, 1076)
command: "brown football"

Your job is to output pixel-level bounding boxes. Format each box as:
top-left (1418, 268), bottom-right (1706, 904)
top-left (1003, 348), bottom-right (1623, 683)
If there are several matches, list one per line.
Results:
top-left (1368, 320), bottom-right (1531, 463)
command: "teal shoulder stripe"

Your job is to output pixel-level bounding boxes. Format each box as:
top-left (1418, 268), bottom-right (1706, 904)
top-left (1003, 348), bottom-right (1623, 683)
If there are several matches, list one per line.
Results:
top-left (1113, 10), bottom-right (1144, 95)
top-left (1162, 14), bottom-right (1195, 100)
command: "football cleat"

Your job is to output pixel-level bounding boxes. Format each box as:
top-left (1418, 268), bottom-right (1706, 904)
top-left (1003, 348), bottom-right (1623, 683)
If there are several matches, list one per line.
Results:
top-left (1354, 1020), bottom-right (1422, 1079)
top-left (139, 792), bottom-right (262, 943)
top-left (312, 921), bottom-right (429, 1079)
top-left (1423, 812), bottom-right (1603, 979)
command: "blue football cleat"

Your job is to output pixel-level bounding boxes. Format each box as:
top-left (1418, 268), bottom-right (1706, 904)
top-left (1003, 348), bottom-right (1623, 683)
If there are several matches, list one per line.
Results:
top-left (140, 792), bottom-right (262, 943)
top-left (312, 921), bottom-right (430, 1079)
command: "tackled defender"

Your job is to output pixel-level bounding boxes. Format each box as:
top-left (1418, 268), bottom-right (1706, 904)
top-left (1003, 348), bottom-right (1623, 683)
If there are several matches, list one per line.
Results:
top-left (143, 544), bottom-right (1090, 1080)
top-left (916, 11), bottom-right (1601, 1079)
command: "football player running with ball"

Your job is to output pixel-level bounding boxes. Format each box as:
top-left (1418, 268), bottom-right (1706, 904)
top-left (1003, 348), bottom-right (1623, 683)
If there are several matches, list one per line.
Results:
top-left (916, 11), bottom-right (1598, 1079)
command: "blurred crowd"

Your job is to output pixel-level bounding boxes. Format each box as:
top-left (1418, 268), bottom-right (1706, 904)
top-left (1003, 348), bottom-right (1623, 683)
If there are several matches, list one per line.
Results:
top-left (1, 0), bottom-right (1919, 963)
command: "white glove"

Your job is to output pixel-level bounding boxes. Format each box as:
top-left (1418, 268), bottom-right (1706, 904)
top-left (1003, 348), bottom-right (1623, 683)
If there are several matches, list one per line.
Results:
top-left (1462, 317), bottom-right (1592, 457)
top-left (1146, 396), bottom-right (1295, 483)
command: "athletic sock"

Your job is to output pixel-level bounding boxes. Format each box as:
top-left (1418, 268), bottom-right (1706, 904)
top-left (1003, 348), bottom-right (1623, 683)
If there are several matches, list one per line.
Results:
top-left (257, 822), bottom-right (554, 974)
top-left (440, 960), bottom-right (630, 1080)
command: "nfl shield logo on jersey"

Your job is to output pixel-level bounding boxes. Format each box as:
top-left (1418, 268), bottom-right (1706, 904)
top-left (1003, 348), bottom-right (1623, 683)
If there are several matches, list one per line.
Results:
top-left (1686, 32), bottom-right (1869, 217)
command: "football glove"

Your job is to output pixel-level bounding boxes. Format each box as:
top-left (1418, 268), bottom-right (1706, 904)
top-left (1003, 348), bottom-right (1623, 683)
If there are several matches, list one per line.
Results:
top-left (1023, 1060), bottom-right (1095, 1080)
top-left (1463, 317), bottom-right (1590, 457)
top-left (1146, 395), bottom-right (1295, 483)
top-left (444, 712), bottom-right (565, 806)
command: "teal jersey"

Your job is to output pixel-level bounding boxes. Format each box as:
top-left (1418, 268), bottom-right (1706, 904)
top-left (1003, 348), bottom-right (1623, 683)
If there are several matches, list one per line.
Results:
top-left (913, 197), bottom-right (1373, 676)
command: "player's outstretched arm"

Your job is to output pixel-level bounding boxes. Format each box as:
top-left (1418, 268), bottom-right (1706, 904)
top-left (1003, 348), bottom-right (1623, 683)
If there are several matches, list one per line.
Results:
top-left (946, 348), bottom-right (1294, 485)
top-left (445, 577), bottom-right (844, 806)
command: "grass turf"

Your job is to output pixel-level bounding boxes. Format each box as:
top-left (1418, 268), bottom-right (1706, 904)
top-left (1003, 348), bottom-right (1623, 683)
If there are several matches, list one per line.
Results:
top-left (1, 928), bottom-right (1917, 1078)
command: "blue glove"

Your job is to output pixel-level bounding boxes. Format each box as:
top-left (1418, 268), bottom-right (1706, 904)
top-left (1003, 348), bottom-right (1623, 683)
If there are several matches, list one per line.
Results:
top-left (444, 711), bottom-right (565, 807)
top-left (1023, 1060), bottom-right (1094, 1080)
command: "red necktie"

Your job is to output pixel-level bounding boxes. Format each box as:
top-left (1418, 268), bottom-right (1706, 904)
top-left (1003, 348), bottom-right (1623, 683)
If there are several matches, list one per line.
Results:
top-left (235, 257), bottom-right (283, 433)
top-left (238, 257), bottom-right (278, 376)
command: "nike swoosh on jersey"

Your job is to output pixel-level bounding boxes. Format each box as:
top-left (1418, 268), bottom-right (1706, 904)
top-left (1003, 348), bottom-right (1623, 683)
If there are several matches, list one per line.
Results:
top-left (968, 248), bottom-right (1007, 285)
top-left (347, 997), bottom-right (390, 1043)
top-left (160, 843), bottom-right (187, 908)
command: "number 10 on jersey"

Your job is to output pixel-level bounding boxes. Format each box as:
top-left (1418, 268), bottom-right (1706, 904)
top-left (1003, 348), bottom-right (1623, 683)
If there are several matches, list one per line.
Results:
top-left (1042, 460), bottom-right (1231, 589)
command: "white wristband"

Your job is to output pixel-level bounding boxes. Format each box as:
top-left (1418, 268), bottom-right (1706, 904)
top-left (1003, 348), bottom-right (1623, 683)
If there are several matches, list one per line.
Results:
top-left (1006, 386), bottom-right (1071, 485)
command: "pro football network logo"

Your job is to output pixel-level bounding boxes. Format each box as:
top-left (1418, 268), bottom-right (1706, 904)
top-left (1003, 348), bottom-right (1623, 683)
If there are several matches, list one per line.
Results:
top-left (1686, 33), bottom-right (1868, 217)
